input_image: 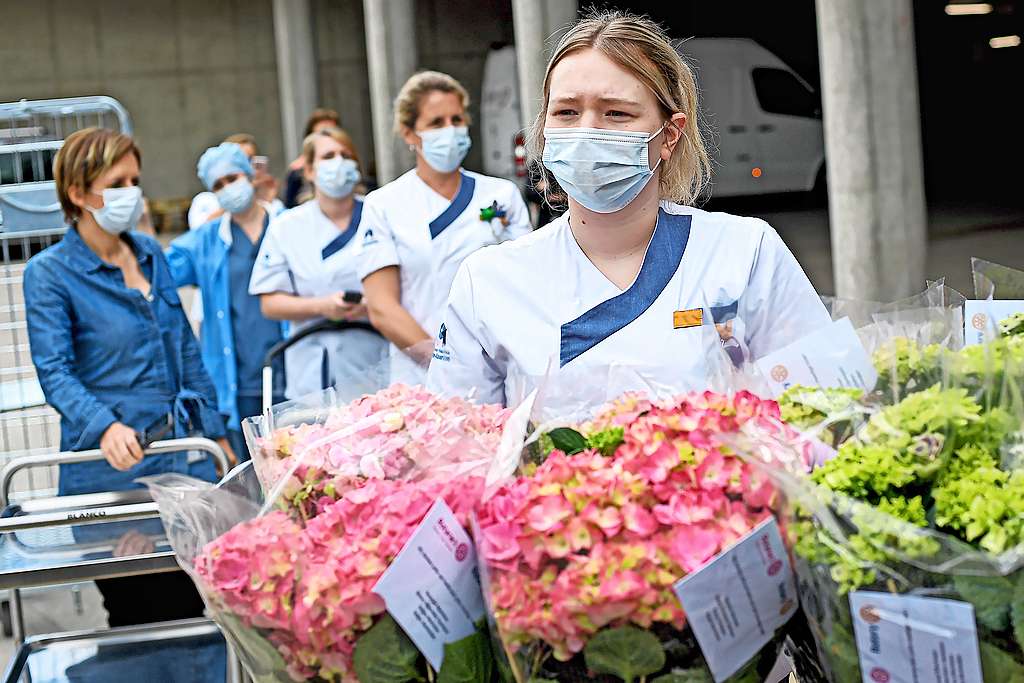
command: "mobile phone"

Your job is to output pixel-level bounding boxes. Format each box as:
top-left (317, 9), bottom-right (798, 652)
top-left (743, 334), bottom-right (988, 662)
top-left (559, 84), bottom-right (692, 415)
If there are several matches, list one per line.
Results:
top-left (342, 291), bottom-right (363, 304)
top-left (251, 155), bottom-right (269, 172)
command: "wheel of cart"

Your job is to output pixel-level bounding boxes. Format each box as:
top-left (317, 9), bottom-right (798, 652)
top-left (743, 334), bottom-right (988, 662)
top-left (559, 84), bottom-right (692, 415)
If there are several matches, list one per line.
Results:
top-left (0, 439), bottom-right (245, 683)
top-left (260, 318), bottom-right (384, 416)
top-left (0, 96), bottom-right (133, 638)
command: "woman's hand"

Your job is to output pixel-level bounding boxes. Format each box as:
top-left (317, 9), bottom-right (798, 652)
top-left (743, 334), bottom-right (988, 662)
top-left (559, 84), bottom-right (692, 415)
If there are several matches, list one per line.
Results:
top-left (405, 339), bottom-right (436, 367)
top-left (343, 303), bottom-right (368, 321)
top-left (100, 422), bottom-right (144, 471)
top-left (216, 438), bottom-right (238, 476)
top-left (319, 293), bottom-right (357, 321)
top-left (253, 171), bottom-right (280, 203)
top-left (113, 530), bottom-right (156, 558)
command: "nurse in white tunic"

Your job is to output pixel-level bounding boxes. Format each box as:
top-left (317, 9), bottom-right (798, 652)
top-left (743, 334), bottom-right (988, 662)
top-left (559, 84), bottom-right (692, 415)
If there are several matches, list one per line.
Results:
top-left (250, 128), bottom-right (388, 400)
top-left (427, 11), bottom-right (831, 417)
top-left (358, 71), bottom-right (532, 387)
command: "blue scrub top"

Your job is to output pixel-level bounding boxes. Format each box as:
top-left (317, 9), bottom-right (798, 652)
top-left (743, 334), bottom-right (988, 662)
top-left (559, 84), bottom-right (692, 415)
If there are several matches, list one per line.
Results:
top-left (23, 229), bottom-right (225, 496)
top-left (227, 218), bottom-right (283, 397)
top-left (166, 208), bottom-right (287, 428)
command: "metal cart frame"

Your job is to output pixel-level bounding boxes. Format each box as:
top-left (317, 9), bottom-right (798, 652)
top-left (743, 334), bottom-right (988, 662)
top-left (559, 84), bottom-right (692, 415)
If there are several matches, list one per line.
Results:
top-left (2, 617), bottom-right (243, 683)
top-left (261, 319), bottom-right (381, 414)
top-left (0, 439), bottom-right (243, 682)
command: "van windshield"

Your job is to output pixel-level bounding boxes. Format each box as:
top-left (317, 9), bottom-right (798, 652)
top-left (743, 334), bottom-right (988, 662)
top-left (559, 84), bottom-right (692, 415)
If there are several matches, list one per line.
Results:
top-left (752, 67), bottom-right (821, 119)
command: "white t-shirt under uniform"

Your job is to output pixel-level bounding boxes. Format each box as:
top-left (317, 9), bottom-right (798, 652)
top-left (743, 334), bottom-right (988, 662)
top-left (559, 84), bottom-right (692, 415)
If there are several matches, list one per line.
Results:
top-left (427, 202), bottom-right (831, 418)
top-left (356, 169), bottom-right (532, 386)
top-left (249, 198), bottom-right (388, 401)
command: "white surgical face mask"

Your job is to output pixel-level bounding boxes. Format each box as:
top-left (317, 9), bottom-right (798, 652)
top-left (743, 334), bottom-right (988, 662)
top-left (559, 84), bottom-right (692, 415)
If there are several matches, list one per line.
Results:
top-left (215, 177), bottom-right (255, 214)
top-left (418, 126), bottom-right (471, 174)
top-left (315, 157), bottom-right (361, 198)
top-left (542, 123), bottom-right (667, 213)
top-left (85, 186), bottom-right (144, 235)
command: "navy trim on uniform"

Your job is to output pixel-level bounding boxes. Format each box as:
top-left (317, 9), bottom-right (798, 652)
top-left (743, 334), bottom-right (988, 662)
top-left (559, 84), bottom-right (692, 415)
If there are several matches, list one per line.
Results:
top-left (428, 173), bottom-right (476, 240)
top-left (559, 210), bottom-right (691, 367)
top-left (710, 300), bottom-right (739, 323)
top-left (321, 199), bottom-right (364, 260)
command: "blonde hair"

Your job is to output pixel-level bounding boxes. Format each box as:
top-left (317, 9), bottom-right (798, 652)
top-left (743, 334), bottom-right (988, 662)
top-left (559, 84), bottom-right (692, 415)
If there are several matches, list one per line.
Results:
top-left (54, 128), bottom-right (141, 222)
top-left (527, 10), bottom-right (712, 206)
top-left (224, 133), bottom-right (258, 155)
top-left (393, 71), bottom-right (472, 135)
top-left (301, 127), bottom-right (362, 170)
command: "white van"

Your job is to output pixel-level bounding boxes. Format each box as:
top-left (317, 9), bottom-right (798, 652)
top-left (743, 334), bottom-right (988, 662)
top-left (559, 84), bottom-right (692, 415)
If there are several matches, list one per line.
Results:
top-left (480, 38), bottom-right (825, 199)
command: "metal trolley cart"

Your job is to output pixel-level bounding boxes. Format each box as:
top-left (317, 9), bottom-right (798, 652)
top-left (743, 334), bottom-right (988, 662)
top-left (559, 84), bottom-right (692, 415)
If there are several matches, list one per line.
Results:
top-left (0, 439), bottom-right (243, 682)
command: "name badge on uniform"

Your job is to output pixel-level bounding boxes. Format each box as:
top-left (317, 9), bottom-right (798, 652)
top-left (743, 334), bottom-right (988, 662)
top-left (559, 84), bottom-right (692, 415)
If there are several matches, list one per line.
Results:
top-left (673, 308), bottom-right (703, 329)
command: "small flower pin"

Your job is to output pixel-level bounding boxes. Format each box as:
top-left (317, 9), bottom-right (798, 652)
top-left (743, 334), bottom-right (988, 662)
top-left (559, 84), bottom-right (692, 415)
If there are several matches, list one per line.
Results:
top-left (479, 200), bottom-right (510, 226)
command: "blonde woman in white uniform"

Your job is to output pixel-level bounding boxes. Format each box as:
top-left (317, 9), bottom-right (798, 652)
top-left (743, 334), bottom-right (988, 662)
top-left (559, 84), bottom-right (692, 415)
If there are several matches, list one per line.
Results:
top-left (250, 128), bottom-right (387, 400)
top-left (357, 71), bottom-right (532, 387)
top-left (427, 11), bottom-right (831, 416)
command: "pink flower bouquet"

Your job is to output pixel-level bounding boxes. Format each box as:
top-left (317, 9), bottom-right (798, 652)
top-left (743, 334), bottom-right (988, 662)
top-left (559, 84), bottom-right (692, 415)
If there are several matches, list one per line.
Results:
top-left (197, 476), bottom-right (485, 681)
top-left (149, 386), bottom-right (511, 683)
top-left (247, 384), bottom-right (509, 519)
top-left (476, 391), bottom-right (799, 683)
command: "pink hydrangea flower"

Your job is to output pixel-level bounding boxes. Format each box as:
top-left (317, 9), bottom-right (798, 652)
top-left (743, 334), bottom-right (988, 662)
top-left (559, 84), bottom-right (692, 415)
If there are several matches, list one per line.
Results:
top-left (477, 390), bottom-right (795, 662)
top-left (195, 385), bottom-right (508, 682)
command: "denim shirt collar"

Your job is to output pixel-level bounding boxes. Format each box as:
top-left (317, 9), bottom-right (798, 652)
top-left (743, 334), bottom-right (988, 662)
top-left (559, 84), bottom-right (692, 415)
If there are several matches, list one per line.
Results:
top-left (63, 227), bottom-right (154, 275)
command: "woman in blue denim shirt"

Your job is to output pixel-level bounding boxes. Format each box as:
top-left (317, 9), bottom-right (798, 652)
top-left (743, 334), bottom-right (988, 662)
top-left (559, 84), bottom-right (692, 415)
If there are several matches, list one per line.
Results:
top-left (24, 128), bottom-right (234, 633)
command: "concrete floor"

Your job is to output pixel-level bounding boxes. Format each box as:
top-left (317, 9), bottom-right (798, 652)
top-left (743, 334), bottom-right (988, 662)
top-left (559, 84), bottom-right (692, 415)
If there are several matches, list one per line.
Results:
top-left (714, 197), bottom-right (1024, 297)
top-left (0, 583), bottom-right (107, 668)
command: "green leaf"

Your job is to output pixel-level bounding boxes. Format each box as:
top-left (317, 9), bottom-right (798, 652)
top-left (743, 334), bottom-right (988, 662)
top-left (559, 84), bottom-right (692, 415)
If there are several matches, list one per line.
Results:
top-left (651, 669), bottom-right (712, 683)
top-left (547, 427), bottom-right (589, 455)
top-left (438, 625), bottom-right (494, 683)
top-left (353, 614), bottom-right (425, 683)
top-left (583, 626), bottom-right (666, 683)
top-left (980, 641), bottom-right (1024, 683)
top-left (954, 575), bottom-right (1013, 631)
top-left (1013, 575), bottom-right (1024, 653)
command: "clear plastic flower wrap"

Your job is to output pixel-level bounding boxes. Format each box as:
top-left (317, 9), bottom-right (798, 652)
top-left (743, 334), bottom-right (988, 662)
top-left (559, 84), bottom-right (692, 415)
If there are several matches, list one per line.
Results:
top-left (145, 384), bottom-right (512, 683)
top-left (728, 322), bottom-right (1024, 683)
top-left (973, 257), bottom-right (1024, 300)
top-left (473, 383), bottom-right (810, 683)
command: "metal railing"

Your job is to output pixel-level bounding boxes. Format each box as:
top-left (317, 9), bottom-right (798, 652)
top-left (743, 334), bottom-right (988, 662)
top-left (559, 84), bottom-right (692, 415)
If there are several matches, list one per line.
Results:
top-left (0, 438), bottom-right (229, 647)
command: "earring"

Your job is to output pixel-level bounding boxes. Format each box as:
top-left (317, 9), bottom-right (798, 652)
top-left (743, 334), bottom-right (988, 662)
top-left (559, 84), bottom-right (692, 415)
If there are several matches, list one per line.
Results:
top-left (408, 144), bottom-right (415, 152)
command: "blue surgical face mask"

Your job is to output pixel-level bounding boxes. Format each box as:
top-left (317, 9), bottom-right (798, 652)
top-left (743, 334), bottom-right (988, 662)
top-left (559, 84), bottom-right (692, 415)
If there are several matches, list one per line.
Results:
top-left (418, 126), bottom-right (471, 174)
top-left (542, 124), bottom-right (667, 214)
top-left (85, 186), bottom-right (144, 235)
top-left (215, 177), bottom-right (255, 214)
top-left (315, 157), bottom-right (361, 199)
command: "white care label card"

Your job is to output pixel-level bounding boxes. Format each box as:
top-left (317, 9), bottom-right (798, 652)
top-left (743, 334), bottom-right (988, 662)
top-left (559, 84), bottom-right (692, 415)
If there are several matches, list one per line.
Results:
top-left (755, 317), bottom-right (877, 397)
top-left (373, 499), bottom-right (485, 670)
top-left (964, 300), bottom-right (1024, 345)
top-left (848, 591), bottom-right (983, 683)
top-left (673, 517), bottom-right (798, 682)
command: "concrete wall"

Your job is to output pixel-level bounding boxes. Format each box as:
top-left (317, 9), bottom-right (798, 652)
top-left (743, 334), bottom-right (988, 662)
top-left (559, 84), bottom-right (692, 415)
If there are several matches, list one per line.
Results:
top-left (313, 0), bottom-right (374, 172)
top-left (0, 0), bottom-right (519, 197)
top-left (0, 0), bottom-right (284, 200)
